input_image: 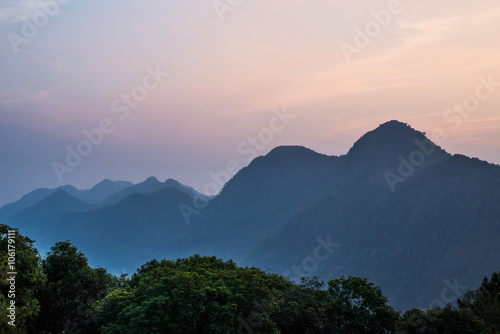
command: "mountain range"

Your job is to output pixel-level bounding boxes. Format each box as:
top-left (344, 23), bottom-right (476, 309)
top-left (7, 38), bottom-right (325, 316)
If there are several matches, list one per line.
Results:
top-left (2, 120), bottom-right (499, 311)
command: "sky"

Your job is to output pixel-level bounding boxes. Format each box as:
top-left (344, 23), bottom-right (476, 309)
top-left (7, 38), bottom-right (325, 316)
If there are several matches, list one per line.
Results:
top-left (0, 0), bottom-right (499, 206)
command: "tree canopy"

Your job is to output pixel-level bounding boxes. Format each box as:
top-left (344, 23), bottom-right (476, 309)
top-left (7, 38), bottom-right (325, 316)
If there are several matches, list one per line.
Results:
top-left (0, 226), bottom-right (499, 333)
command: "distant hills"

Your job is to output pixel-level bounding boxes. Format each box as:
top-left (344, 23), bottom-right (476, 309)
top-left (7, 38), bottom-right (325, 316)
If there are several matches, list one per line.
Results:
top-left (0, 179), bottom-right (133, 221)
top-left (2, 120), bottom-right (499, 311)
top-left (100, 176), bottom-right (205, 206)
top-left (1, 177), bottom-right (205, 271)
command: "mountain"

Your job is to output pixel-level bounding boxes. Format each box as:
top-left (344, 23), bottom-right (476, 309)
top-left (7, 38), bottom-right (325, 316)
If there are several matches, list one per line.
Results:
top-left (100, 177), bottom-right (206, 206)
top-left (31, 187), bottom-right (197, 273)
top-left (11, 189), bottom-right (92, 220)
top-left (165, 145), bottom-right (343, 258)
top-left (343, 120), bottom-right (451, 188)
top-left (163, 120), bottom-right (499, 310)
top-left (78, 179), bottom-right (133, 203)
top-left (0, 177), bottom-right (194, 223)
top-left (237, 122), bottom-right (499, 310)
top-left (6, 178), bottom-right (206, 272)
top-left (6, 120), bottom-right (500, 311)
top-left (166, 122), bottom-right (450, 259)
top-left (0, 179), bottom-right (132, 222)
top-left (7, 190), bottom-right (95, 247)
top-left (245, 152), bottom-right (500, 310)
top-left (0, 185), bottom-right (81, 222)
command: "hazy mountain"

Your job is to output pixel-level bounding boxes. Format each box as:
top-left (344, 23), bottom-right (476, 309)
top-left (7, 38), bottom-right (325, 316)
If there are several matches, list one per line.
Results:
top-left (0, 177), bottom-right (196, 223)
top-left (40, 187), bottom-right (196, 272)
top-left (7, 190), bottom-right (95, 247)
top-left (0, 179), bottom-right (132, 222)
top-left (77, 179), bottom-right (133, 203)
top-left (6, 178), bottom-right (205, 273)
top-left (0, 185), bottom-right (81, 222)
top-left (6, 120), bottom-right (500, 311)
top-left (14, 189), bottom-right (92, 216)
top-left (100, 177), bottom-right (206, 206)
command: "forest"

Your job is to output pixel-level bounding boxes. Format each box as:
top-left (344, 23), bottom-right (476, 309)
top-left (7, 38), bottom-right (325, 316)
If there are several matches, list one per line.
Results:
top-left (1, 225), bottom-right (499, 334)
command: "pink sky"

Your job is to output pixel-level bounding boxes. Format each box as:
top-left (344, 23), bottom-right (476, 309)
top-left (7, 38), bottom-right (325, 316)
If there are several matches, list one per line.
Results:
top-left (0, 0), bottom-right (499, 204)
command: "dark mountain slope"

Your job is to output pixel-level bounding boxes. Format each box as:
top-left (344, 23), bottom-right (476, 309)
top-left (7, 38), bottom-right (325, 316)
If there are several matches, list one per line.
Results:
top-left (343, 120), bottom-right (451, 187)
top-left (247, 153), bottom-right (500, 310)
top-left (168, 121), bottom-right (452, 262)
top-left (167, 146), bottom-right (345, 259)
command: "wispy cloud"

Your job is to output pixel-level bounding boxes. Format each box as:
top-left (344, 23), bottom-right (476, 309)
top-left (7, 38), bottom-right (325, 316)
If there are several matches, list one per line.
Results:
top-left (397, 6), bottom-right (500, 41)
top-left (0, 88), bottom-right (57, 107)
top-left (267, 5), bottom-right (500, 108)
top-left (0, 0), bottom-right (41, 25)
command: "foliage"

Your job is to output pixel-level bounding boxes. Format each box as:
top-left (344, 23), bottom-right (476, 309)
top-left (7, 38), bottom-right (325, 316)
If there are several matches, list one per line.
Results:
top-left (397, 305), bottom-right (480, 333)
top-left (93, 258), bottom-right (400, 334)
top-left (36, 241), bottom-right (115, 334)
top-left (459, 270), bottom-right (500, 334)
top-left (93, 255), bottom-right (294, 333)
top-left (0, 225), bottom-right (497, 334)
top-left (325, 275), bottom-right (399, 333)
top-left (0, 225), bottom-right (46, 333)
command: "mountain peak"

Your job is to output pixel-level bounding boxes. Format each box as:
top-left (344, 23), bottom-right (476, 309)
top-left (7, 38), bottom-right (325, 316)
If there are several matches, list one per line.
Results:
top-left (144, 176), bottom-right (160, 184)
top-left (348, 121), bottom-right (436, 157)
top-left (344, 120), bottom-right (451, 172)
top-left (378, 119), bottom-right (412, 130)
top-left (50, 189), bottom-right (73, 199)
top-left (266, 146), bottom-right (322, 159)
top-left (349, 120), bottom-right (419, 151)
top-left (164, 178), bottom-right (180, 185)
top-left (95, 178), bottom-right (112, 185)
top-left (34, 189), bottom-right (88, 209)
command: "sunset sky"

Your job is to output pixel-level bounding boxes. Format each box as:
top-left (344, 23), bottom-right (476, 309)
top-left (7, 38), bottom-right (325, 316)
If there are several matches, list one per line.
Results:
top-left (1, 0), bottom-right (499, 206)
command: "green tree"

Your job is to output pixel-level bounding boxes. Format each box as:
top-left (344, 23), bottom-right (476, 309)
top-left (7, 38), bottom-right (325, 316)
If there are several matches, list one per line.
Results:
top-left (325, 275), bottom-right (399, 333)
top-left (94, 256), bottom-right (404, 334)
top-left (277, 276), bottom-right (330, 334)
top-left (36, 241), bottom-right (115, 334)
top-left (397, 305), bottom-right (480, 334)
top-left (94, 255), bottom-right (297, 333)
top-left (459, 271), bottom-right (500, 334)
top-left (0, 225), bottom-right (45, 333)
